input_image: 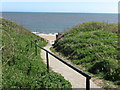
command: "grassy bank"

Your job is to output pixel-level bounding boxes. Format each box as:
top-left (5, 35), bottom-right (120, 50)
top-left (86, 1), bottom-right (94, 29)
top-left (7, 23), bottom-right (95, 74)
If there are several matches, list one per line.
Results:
top-left (1, 18), bottom-right (71, 88)
top-left (53, 22), bottom-right (120, 88)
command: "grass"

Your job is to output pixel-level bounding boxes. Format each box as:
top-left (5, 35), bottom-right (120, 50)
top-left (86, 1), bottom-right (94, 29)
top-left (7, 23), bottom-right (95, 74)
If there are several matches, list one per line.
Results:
top-left (1, 18), bottom-right (71, 88)
top-left (51, 47), bottom-right (120, 88)
top-left (53, 22), bottom-right (120, 88)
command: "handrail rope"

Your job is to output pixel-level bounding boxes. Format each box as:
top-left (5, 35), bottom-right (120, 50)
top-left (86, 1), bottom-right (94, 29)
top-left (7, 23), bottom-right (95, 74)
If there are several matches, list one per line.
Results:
top-left (32, 39), bottom-right (91, 78)
top-left (32, 38), bottom-right (91, 90)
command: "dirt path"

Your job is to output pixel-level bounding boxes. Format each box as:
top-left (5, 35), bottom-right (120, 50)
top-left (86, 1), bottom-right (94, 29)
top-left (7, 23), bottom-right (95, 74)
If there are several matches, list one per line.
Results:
top-left (40, 35), bottom-right (101, 88)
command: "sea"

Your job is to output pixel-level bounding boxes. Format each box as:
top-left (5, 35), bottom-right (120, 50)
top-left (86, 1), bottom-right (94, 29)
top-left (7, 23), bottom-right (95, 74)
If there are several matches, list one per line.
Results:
top-left (1, 12), bottom-right (118, 33)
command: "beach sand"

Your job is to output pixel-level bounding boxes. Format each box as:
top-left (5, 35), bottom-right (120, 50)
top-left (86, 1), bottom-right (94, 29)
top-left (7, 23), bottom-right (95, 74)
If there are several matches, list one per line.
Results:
top-left (32, 32), bottom-right (57, 44)
top-left (39, 34), bottom-right (56, 44)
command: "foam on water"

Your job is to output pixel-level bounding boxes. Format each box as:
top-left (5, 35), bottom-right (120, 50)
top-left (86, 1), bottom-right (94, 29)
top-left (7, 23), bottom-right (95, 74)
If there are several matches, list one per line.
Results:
top-left (32, 32), bottom-right (58, 36)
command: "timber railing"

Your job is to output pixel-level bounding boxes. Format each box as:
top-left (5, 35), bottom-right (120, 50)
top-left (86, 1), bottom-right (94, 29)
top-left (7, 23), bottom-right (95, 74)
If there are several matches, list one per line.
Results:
top-left (31, 39), bottom-right (91, 90)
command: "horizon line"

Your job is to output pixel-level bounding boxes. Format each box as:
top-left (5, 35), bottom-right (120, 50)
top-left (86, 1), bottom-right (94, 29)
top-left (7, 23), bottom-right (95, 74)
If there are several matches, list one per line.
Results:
top-left (1, 11), bottom-right (118, 14)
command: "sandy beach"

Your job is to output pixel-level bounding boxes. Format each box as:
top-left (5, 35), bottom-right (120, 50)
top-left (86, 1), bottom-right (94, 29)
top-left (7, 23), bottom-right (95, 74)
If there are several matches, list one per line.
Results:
top-left (40, 35), bottom-right (56, 44)
top-left (32, 32), bottom-right (57, 44)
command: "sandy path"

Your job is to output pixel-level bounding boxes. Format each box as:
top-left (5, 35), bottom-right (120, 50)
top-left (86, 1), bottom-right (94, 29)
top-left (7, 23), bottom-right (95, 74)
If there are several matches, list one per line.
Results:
top-left (40, 35), bottom-right (100, 88)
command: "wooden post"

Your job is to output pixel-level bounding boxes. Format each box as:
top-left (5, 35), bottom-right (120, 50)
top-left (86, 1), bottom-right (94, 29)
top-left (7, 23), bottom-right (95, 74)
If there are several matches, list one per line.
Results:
top-left (86, 77), bottom-right (90, 90)
top-left (31, 41), bottom-right (32, 48)
top-left (46, 52), bottom-right (49, 73)
top-left (35, 40), bottom-right (37, 55)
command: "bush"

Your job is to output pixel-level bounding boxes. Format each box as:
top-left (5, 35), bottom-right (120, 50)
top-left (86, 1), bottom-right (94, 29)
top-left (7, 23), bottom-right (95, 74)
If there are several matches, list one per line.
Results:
top-left (88, 59), bottom-right (118, 75)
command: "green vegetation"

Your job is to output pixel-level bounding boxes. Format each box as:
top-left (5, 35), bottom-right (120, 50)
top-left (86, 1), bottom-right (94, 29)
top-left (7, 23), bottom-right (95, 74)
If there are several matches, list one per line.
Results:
top-left (53, 22), bottom-right (120, 86)
top-left (1, 18), bottom-right (71, 88)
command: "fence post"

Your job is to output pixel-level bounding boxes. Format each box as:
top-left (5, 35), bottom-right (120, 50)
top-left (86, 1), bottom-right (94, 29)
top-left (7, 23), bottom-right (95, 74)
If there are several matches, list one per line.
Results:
top-left (31, 41), bottom-right (32, 48)
top-left (35, 40), bottom-right (37, 55)
top-left (46, 52), bottom-right (49, 73)
top-left (86, 77), bottom-right (90, 90)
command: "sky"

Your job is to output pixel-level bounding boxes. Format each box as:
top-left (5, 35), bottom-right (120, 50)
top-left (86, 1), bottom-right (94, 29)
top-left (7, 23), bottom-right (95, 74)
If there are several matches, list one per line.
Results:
top-left (1, 0), bottom-right (120, 13)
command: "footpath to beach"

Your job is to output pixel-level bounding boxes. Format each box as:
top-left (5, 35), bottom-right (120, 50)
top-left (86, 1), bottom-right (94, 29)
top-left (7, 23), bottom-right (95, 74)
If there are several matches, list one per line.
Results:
top-left (40, 34), bottom-right (100, 88)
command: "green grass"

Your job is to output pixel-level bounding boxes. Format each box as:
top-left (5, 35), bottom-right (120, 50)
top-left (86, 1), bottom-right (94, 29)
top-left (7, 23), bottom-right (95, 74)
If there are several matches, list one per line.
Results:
top-left (53, 22), bottom-right (120, 87)
top-left (1, 18), bottom-right (71, 88)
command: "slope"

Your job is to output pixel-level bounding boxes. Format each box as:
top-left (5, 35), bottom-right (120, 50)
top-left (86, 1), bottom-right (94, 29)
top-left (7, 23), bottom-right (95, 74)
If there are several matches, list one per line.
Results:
top-left (0, 18), bottom-right (71, 88)
top-left (53, 22), bottom-right (120, 87)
